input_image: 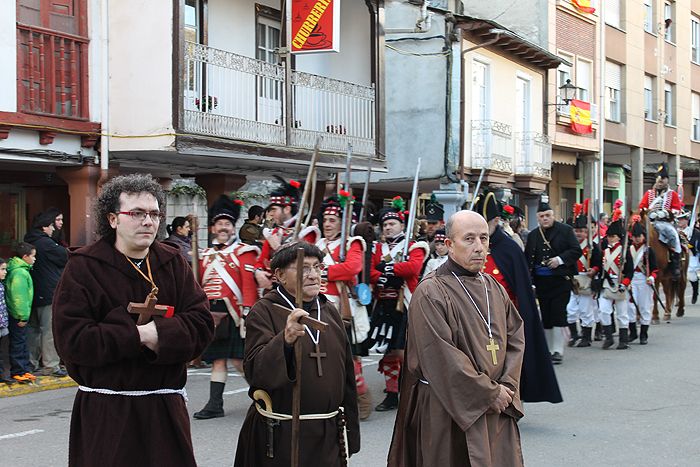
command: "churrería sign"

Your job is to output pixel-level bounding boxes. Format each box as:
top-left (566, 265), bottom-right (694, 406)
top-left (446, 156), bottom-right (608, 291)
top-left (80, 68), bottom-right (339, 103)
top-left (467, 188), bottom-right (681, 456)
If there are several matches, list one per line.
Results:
top-left (290, 0), bottom-right (340, 53)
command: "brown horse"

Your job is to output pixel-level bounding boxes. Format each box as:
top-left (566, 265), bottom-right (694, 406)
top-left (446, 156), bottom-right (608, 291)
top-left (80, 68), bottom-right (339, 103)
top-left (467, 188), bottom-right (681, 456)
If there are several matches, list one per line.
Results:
top-left (639, 212), bottom-right (689, 323)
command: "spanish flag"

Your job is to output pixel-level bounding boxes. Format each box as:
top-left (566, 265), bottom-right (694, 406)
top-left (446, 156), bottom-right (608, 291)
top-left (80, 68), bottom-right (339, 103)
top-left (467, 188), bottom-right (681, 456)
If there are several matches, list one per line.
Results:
top-left (572, 0), bottom-right (595, 14)
top-left (570, 99), bottom-right (593, 134)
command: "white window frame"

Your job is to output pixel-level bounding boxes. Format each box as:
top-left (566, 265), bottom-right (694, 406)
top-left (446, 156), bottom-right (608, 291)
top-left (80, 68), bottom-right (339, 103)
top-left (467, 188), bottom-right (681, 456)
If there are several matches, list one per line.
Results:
top-left (644, 75), bottom-right (655, 121)
top-left (605, 61), bottom-right (622, 123)
top-left (692, 16), bottom-right (700, 64)
top-left (693, 93), bottom-right (700, 141)
top-left (576, 58), bottom-right (593, 102)
top-left (472, 57), bottom-right (492, 122)
top-left (664, 82), bottom-right (675, 126)
top-left (605, 0), bottom-right (621, 29)
top-left (665, 1), bottom-right (675, 44)
top-left (644, 0), bottom-right (654, 34)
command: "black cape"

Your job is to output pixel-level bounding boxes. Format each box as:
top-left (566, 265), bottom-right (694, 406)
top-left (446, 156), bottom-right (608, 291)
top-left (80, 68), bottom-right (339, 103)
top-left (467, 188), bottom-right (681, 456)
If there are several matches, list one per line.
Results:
top-left (490, 227), bottom-right (563, 403)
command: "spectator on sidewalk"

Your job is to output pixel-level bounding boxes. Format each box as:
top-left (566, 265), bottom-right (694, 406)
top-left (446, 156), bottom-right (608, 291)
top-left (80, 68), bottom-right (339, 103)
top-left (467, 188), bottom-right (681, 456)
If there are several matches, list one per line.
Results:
top-left (24, 210), bottom-right (68, 377)
top-left (45, 207), bottom-right (68, 247)
top-left (5, 242), bottom-right (37, 384)
top-left (0, 258), bottom-right (12, 383)
top-left (164, 216), bottom-right (192, 262)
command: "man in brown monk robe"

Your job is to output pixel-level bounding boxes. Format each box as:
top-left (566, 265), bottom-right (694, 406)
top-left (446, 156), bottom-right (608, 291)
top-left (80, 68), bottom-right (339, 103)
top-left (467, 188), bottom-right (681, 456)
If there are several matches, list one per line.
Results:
top-left (388, 210), bottom-right (525, 467)
top-left (52, 174), bottom-right (213, 467)
top-left (235, 242), bottom-right (360, 466)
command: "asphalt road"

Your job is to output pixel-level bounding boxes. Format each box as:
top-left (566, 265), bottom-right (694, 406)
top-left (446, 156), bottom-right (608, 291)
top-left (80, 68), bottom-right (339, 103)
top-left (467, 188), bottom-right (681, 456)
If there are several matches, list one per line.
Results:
top-left (2, 303), bottom-right (700, 466)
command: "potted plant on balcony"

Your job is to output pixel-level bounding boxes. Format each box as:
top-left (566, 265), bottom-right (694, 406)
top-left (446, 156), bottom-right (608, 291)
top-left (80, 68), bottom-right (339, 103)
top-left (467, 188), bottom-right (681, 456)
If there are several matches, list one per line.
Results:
top-left (195, 95), bottom-right (218, 112)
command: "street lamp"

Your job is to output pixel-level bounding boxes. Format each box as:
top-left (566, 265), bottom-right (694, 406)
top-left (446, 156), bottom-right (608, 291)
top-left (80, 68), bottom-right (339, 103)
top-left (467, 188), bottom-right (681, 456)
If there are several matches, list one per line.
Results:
top-left (559, 79), bottom-right (578, 104)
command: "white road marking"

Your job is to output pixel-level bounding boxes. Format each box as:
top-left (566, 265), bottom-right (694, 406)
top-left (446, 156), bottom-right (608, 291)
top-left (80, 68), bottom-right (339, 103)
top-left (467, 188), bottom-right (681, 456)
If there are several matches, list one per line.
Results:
top-left (223, 387), bottom-right (250, 396)
top-left (0, 429), bottom-right (44, 440)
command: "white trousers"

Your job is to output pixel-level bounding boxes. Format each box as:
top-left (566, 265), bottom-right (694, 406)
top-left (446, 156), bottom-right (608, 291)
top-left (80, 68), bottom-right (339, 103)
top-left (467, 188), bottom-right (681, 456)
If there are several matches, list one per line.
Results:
top-left (598, 293), bottom-right (629, 326)
top-left (544, 327), bottom-right (566, 355)
top-left (629, 272), bottom-right (653, 325)
top-left (566, 292), bottom-right (597, 327)
top-left (689, 255), bottom-right (700, 282)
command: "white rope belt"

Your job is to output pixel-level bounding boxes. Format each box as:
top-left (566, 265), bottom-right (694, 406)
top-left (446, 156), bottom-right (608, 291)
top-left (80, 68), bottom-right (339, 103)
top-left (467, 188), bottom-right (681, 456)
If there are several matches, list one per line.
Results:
top-left (78, 386), bottom-right (188, 402)
top-left (254, 404), bottom-right (350, 463)
top-left (254, 403), bottom-right (339, 421)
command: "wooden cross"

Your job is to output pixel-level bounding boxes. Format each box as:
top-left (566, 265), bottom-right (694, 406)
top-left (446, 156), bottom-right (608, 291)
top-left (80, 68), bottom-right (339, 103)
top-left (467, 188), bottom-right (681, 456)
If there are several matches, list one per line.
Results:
top-left (309, 343), bottom-right (327, 377)
top-left (127, 291), bottom-right (169, 325)
top-left (486, 338), bottom-right (500, 365)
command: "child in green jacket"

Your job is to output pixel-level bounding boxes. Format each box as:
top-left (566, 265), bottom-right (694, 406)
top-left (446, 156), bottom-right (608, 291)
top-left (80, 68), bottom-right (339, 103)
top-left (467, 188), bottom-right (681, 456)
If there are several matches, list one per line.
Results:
top-left (6, 242), bottom-right (37, 383)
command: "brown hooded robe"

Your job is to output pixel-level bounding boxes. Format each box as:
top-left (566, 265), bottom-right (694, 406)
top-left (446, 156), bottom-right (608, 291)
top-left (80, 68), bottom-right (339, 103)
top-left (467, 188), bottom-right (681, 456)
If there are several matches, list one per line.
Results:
top-left (53, 239), bottom-right (214, 467)
top-left (388, 258), bottom-right (525, 467)
top-left (234, 287), bottom-right (360, 466)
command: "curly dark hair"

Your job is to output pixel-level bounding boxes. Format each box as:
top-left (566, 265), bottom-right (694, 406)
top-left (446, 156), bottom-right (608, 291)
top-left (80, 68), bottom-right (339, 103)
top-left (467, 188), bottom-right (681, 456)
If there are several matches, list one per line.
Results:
top-left (94, 174), bottom-right (166, 242)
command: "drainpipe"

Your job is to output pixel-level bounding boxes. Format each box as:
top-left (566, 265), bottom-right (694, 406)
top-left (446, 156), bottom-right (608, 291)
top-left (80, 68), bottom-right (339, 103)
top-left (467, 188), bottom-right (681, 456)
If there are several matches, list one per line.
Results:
top-left (98, 0), bottom-right (110, 187)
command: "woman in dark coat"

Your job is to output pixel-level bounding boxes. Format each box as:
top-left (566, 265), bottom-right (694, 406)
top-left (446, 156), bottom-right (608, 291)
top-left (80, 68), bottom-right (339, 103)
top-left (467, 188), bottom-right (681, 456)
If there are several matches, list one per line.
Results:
top-left (163, 217), bottom-right (192, 262)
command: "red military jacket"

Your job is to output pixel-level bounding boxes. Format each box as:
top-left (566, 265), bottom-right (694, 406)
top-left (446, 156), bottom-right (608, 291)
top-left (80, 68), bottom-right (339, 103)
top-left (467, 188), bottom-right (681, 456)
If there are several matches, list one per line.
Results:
top-left (370, 238), bottom-right (429, 294)
top-left (602, 241), bottom-right (632, 287)
top-left (254, 224), bottom-right (320, 272)
top-left (317, 236), bottom-right (365, 298)
top-left (628, 243), bottom-right (659, 280)
top-left (483, 254), bottom-right (516, 305)
top-left (200, 242), bottom-right (260, 322)
top-left (638, 188), bottom-right (683, 212)
top-left (576, 239), bottom-right (602, 274)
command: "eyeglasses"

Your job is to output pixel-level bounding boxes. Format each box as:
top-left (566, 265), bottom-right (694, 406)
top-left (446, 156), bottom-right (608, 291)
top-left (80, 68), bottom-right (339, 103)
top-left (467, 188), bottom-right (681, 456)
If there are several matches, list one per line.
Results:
top-left (117, 211), bottom-right (165, 222)
top-left (301, 264), bottom-right (326, 278)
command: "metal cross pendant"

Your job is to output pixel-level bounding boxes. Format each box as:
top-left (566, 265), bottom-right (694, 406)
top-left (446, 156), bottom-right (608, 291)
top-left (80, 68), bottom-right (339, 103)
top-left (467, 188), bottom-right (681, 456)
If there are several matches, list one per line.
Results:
top-left (309, 343), bottom-right (327, 377)
top-left (486, 337), bottom-right (500, 365)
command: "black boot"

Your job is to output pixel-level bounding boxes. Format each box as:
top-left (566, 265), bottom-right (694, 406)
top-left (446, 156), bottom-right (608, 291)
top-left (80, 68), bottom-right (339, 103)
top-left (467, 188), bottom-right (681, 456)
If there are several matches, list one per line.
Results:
top-left (576, 327), bottom-right (592, 347)
top-left (640, 325), bottom-right (649, 345)
top-left (692, 281), bottom-right (698, 305)
top-left (670, 251), bottom-right (681, 282)
top-left (628, 323), bottom-right (638, 342)
top-left (193, 381), bottom-right (225, 419)
top-left (602, 325), bottom-right (615, 349)
top-left (594, 323), bottom-right (603, 341)
top-left (375, 392), bottom-right (399, 412)
top-left (568, 323), bottom-right (580, 347)
top-left (616, 328), bottom-right (629, 350)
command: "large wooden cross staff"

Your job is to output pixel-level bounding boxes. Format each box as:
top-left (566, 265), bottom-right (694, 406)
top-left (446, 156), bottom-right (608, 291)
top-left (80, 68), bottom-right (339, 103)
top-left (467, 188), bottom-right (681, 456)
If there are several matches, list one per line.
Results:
top-left (127, 290), bottom-right (169, 325)
top-left (291, 247), bottom-right (304, 467)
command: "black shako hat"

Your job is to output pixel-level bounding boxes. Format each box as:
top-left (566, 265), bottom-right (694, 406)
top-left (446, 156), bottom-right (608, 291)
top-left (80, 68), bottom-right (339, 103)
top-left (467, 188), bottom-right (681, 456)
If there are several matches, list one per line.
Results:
top-left (425, 201), bottom-right (444, 222)
top-left (538, 200), bottom-right (553, 212)
top-left (472, 190), bottom-right (501, 222)
top-left (631, 221), bottom-right (646, 236)
top-left (209, 195), bottom-right (242, 225)
top-left (656, 162), bottom-right (670, 180)
top-left (606, 219), bottom-right (625, 238)
top-left (573, 215), bottom-right (588, 229)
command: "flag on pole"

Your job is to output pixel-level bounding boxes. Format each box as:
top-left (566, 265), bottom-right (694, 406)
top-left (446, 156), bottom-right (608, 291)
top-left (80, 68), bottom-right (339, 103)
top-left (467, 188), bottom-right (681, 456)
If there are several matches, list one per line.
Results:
top-left (570, 99), bottom-right (593, 134)
top-left (572, 0), bottom-right (596, 14)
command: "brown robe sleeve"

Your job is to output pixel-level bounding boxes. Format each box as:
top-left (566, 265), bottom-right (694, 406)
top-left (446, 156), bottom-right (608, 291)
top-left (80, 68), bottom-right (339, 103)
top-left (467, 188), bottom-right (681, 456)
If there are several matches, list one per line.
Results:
top-left (150, 254), bottom-right (214, 365)
top-left (408, 281), bottom-right (502, 432)
top-left (243, 300), bottom-right (295, 390)
top-left (53, 258), bottom-right (143, 367)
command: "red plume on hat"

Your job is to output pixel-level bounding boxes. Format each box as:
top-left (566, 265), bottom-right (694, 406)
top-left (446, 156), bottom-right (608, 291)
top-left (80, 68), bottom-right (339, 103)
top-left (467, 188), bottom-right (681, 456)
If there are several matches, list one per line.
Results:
top-left (612, 208), bottom-right (622, 222)
top-left (613, 199), bottom-right (623, 210)
top-left (582, 198), bottom-right (590, 215)
top-left (573, 203), bottom-right (583, 218)
top-left (289, 180), bottom-right (301, 189)
top-left (233, 199), bottom-right (244, 206)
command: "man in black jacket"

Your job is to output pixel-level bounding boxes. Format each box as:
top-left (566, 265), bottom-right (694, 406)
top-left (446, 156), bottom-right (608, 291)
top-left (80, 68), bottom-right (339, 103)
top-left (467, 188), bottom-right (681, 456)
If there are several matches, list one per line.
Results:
top-left (23, 211), bottom-right (68, 376)
top-left (525, 199), bottom-right (582, 365)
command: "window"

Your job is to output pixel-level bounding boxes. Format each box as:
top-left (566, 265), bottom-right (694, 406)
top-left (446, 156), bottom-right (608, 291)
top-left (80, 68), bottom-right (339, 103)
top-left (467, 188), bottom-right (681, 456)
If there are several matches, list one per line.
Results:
top-left (644, 75), bottom-right (655, 120)
top-left (256, 17), bottom-right (281, 65)
top-left (557, 54), bottom-right (573, 103)
top-left (472, 59), bottom-right (490, 121)
top-left (515, 76), bottom-right (531, 134)
top-left (693, 93), bottom-right (700, 140)
top-left (665, 1), bottom-right (675, 43)
top-left (692, 17), bottom-right (700, 64)
top-left (605, 0), bottom-right (621, 29)
top-left (605, 61), bottom-right (622, 122)
top-left (576, 59), bottom-right (592, 102)
top-left (664, 82), bottom-right (675, 125)
top-left (644, 0), bottom-right (654, 33)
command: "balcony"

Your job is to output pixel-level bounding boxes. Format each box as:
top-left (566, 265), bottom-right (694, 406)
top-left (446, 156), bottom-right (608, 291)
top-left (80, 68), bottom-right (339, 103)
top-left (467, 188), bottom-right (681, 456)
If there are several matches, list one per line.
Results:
top-left (470, 120), bottom-right (514, 173)
top-left (556, 102), bottom-right (599, 124)
top-left (17, 24), bottom-right (89, 120)
top-left (515, 132), bottom-right (552, 178)
top-left (183, 42), bottom-right (376, 156)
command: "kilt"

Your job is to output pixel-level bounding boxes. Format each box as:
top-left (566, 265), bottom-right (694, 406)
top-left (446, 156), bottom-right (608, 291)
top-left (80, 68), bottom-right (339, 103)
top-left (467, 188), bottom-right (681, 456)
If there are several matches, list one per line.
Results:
top-left (202, 300), bottom-right (245, 362)
top-left (367, 298), bottom-right (407, 352)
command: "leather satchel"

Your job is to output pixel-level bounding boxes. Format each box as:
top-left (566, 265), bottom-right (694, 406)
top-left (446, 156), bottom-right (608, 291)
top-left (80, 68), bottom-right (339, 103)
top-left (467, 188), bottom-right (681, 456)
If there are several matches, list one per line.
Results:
top-left (572, 274), bottom-right (593, 296)
top-left (211, 311), bottom-right (231, 340)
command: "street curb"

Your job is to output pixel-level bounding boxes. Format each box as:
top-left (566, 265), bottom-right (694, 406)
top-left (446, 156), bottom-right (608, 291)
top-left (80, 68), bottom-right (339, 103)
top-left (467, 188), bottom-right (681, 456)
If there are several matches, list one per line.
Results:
top-left (0, 376), bottom-right (77, 398)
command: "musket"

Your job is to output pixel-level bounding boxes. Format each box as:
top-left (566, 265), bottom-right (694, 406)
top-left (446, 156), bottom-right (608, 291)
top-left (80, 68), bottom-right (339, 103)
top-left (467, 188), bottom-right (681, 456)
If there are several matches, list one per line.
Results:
top-left (616, 219), bottom-right (630, 290)
top-left (403, 158), bottom-right (422, 258)
top-left (293, 137), bottom-right (322, 238)
top-left (358, 152), bottom-right (374, 223)
top-left (190, 210), bottom-right (200, 281)
top-left (340, 144), bottom-right (353, 262)
top-left (644, 213), bottom-right (667, 314)
top-left (303, 167), bottom-right (318, 227)
top-left (469, 167), bottom-right (486, 210)
top-left (690, 186), bottom-right (700, 230)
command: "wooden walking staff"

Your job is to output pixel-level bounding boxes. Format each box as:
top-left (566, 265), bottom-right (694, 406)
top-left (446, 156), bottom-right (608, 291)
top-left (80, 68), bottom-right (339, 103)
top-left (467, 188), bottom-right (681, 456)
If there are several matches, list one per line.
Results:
top-left (291, 247), bottom-right (305, 467)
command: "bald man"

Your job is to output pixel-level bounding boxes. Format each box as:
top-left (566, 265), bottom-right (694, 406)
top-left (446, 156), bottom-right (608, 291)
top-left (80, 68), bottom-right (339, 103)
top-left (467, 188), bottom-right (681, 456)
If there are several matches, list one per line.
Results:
top-left (388, 211), bottom-right (525, 467)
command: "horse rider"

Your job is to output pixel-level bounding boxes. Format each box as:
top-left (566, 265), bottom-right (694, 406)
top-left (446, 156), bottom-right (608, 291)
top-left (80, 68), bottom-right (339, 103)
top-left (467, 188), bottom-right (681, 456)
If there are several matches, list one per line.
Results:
top-left (638, 163), bottom-right (683, 281)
